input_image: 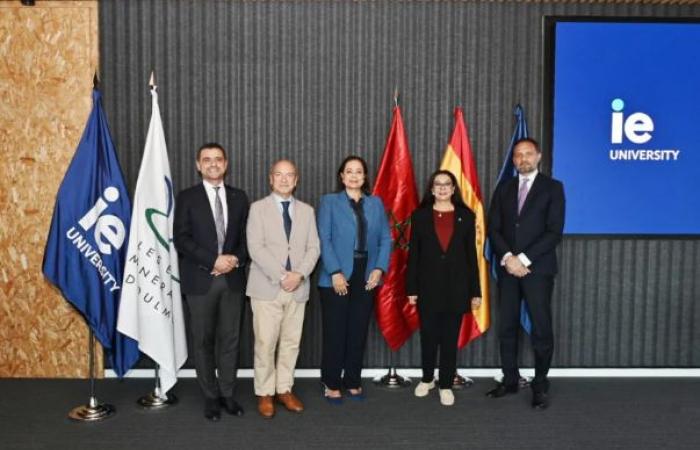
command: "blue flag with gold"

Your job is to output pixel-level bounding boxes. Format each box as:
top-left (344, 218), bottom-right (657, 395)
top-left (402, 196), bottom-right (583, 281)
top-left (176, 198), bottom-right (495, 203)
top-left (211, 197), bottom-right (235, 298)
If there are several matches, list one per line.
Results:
top-left (485, 104), bottom-right (532, 334)
top-left (42, 88), bottom-right (139, 376)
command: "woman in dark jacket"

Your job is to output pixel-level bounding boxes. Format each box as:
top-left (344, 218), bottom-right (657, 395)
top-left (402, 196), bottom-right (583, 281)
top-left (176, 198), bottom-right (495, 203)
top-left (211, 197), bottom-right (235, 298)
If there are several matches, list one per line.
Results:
top-left (406, 170), bottom-right (481, 406)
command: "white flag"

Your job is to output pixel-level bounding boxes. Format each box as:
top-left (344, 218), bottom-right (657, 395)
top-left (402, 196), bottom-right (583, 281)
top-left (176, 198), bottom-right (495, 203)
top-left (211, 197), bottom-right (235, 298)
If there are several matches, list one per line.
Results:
top-left (118, 85), bottom-right (187, 396)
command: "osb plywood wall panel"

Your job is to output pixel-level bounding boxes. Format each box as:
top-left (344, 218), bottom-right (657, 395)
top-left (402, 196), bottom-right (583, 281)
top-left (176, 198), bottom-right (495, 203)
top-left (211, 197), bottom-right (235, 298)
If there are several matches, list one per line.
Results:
top-left (0, 1), bottom-right (100, 378)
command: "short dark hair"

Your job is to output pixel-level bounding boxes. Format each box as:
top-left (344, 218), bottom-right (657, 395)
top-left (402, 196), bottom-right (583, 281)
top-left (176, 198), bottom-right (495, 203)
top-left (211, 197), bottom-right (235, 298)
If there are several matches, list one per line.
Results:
top-left (336, 155), bottom-right (371, 193)
top-left (513, 137), bottom-right (541, 153)
top-left (419, 170), bottom-right (468, 209)
top-left (197, 142), bottom-right (227, 160)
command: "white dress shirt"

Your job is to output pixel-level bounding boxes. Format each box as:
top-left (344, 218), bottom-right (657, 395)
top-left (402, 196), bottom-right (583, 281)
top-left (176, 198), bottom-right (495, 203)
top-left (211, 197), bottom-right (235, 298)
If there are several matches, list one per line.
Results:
top-left (202, 179), bottom-right (228, 229)
top-left (272, 193), bottom-right (295, 219)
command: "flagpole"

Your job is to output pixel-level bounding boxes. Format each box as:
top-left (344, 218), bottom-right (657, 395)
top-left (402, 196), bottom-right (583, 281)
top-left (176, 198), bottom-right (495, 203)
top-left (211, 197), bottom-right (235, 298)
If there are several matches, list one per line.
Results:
top-left (372, 351), bottom-right (412, 389)
top-left (372, 90), bottom-right (412, 389)
top-left (137, 363), bottom-right (178, 408)
top-left (68, 330), bottom-right (115, 422)
top-left (132, 70), bottom-right (179, 409)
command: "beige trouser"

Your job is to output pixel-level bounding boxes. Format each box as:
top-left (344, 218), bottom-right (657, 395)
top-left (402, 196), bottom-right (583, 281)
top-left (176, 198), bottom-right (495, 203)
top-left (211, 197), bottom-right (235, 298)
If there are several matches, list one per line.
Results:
top-left (250, 291), bottom-right (306, 396)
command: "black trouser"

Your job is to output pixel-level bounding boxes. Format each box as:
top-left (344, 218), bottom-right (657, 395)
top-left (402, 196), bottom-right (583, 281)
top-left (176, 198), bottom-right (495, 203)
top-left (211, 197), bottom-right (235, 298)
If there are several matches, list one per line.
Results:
top-left (498, 273), bottom-right (554, 392)
top-left (185, 276), bottom-right (244, 399)
top-left (320, 257), bottom-right (374, 390)
top-left (418, 308), bottom-right (462, 389)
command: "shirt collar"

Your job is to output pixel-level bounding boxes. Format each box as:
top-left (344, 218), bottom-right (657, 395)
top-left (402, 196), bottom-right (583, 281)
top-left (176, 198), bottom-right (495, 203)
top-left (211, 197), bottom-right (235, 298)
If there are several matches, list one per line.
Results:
top-left (519, 170), bottom-right (538, 184)
top-left (344, 190), bottom-right (365, 204)
top-left (202, 179), bottom-right (224, 191)
top-left (272, 193), bottom-right (294, 205)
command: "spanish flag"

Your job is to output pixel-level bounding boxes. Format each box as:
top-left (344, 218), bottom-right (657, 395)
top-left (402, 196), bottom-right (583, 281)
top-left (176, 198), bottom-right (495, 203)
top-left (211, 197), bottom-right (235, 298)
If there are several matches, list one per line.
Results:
top-left (440, 107), bottom-right (490, 348)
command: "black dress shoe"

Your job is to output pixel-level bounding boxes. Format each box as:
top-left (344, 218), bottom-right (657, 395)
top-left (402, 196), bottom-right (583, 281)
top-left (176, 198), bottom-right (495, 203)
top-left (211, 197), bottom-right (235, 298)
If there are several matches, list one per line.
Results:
top-left (532, 391), bottom-right (549, 410)
top-left (204, 398), bottom-right (221, 422)
top-left (486, 383), bottom-right (519, 398)
top-left (220, 396), bottom-right (245, 416)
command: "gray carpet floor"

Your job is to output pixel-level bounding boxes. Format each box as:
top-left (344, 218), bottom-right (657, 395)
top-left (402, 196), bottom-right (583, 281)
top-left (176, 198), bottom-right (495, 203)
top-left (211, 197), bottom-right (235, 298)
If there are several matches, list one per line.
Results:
top-left (1, 377), bottom-right (699, 450)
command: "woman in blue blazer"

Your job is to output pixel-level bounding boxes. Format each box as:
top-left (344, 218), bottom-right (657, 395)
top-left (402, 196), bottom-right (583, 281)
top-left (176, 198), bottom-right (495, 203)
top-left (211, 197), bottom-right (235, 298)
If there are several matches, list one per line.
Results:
top-left (317, 155), bottom-right (392, 403)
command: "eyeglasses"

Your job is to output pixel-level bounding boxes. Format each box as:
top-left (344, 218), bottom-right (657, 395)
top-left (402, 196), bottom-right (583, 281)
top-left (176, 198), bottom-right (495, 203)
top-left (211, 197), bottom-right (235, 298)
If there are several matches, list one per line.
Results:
top-left (433, 182), bottom-right (453, 188)
top-left (272, 172), bottom-right (296, 179)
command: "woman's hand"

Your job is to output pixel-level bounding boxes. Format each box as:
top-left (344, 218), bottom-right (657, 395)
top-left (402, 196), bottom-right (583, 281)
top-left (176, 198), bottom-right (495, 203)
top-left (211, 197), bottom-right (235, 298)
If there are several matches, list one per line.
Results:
top-left (365, 269), bottom-right (383, 291)
top-left (408, 295), bottom-right (418, 305)
top-left (470, 297), bottom-right (482, 309)
top-left (332, 273), bottom-right (349, 296)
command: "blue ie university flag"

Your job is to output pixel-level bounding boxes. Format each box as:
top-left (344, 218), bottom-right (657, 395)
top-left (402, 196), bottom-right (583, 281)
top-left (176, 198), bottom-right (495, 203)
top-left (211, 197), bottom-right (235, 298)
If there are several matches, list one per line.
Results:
top-left (42, 88), bottom-right (140, 377)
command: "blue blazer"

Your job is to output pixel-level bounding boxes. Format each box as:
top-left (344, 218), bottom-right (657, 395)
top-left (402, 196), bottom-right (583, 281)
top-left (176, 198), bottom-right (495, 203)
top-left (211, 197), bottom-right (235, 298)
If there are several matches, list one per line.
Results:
top-left (317, 191), bottom-right (392, 287)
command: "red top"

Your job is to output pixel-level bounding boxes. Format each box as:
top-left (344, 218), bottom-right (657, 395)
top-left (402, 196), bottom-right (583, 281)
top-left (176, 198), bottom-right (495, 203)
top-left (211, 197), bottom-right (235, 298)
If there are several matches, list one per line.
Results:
top-left (433, 210), bottom-right (454, 252)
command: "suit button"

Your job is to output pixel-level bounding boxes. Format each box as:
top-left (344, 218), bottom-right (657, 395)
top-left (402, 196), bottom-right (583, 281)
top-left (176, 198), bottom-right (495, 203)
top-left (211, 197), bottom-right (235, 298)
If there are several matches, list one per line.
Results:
top-left (516, 223), bottom-right (520, 227)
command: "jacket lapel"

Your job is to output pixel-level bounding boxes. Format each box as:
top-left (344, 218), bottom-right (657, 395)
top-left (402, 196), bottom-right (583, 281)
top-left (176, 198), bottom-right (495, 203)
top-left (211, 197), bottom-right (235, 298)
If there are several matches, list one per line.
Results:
top-left (503, 178), bottom-right (520, 218)
top-left (266, 195), bottom-right (288, 241)
top-left (224, 186), bottom-right (237, 244)
top-left (336, 192), bottom-right (356, 224)
top-left (519, 174), bottom-right (542, 217)
top-left (197, 183), bottom-right (218, 236)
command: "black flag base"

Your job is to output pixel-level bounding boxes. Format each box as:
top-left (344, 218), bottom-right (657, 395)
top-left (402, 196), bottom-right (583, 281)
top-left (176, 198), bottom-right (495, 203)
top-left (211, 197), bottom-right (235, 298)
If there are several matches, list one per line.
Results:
top-left (137, 391), bottom-right (178, 409)
top-left (373, 367), bottom-right (412, 389)
top-left (68, 396), bottom-right (115, 422)
top-left (452, 373), bottom-right (474, 390)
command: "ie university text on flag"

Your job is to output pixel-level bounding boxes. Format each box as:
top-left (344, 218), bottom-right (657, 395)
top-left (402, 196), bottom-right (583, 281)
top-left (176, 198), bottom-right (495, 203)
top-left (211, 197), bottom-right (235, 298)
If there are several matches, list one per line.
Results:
top-left (440, 107), bottom-right (490, 348)
top-left (117, 81), bottom-right (187, 397)
top-left (484, 104), bottom-right (532, 334)
top-left (372, 105), bottom-right (420, 351)
top-left (42, 88), bottom-right (139, 377)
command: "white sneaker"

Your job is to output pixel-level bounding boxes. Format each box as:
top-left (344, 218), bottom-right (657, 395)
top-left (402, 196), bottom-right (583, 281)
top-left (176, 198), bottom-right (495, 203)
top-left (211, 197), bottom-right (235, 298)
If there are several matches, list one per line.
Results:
top-left (439, 389), bottom-right (455, 406)
top-left (414, 380), bottom-right (436, 397)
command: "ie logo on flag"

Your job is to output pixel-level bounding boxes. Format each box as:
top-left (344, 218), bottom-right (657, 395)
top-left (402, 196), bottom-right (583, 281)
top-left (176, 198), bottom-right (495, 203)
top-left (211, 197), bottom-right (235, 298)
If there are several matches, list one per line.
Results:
top-left (78, 186), bottom-right (126, 255)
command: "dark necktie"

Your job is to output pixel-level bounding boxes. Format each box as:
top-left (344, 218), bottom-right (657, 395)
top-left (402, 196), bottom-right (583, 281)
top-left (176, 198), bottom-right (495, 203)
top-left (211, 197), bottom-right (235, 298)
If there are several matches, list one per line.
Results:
top-left (213, 186), bottom-right (225, 254)
top-left (282, 201), bottom-right (292, 270)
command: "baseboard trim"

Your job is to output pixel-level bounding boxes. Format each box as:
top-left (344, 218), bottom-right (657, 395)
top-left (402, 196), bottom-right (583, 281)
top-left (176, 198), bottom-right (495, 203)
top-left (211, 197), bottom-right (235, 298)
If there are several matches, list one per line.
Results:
top-left (105, 368), bottom-right (700, 379)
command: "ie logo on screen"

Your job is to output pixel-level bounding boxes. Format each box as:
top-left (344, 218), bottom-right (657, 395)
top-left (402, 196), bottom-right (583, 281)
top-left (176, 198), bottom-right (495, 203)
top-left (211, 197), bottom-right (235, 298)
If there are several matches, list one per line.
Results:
top-left (610, 98), bottom-right (654, 144)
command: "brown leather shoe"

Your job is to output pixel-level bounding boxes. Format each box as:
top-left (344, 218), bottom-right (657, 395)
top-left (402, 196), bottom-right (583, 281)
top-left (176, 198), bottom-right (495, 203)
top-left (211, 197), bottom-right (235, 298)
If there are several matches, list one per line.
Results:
top-left (276, 391), bottom-right (304, 412)
top-left (257, 395), bottom-right (275, 418)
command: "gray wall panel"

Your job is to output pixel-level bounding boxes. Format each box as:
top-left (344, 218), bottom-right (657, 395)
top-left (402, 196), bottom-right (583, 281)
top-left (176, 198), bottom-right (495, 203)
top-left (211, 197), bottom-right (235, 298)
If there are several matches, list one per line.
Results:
top-left (99, 0), bottom-right (700, 369)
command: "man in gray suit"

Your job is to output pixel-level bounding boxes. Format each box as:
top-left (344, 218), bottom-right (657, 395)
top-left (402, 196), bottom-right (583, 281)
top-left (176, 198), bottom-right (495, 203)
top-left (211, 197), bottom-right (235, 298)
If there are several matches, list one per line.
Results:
top-left (246, 159), bottom-right (320, 418)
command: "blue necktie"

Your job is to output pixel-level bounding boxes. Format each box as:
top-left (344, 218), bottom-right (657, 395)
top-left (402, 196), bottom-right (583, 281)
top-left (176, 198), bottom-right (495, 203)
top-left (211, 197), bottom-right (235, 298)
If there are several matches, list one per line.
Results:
top-left (282, 201), bottom-right (292, 270)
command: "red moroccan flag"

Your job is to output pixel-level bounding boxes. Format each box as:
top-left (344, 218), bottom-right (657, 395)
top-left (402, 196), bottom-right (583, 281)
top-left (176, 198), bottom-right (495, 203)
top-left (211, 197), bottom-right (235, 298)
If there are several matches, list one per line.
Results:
top-left (372, 105), bottom-right (420, 350)
top-left (440, 107), bottom-right (491, 348)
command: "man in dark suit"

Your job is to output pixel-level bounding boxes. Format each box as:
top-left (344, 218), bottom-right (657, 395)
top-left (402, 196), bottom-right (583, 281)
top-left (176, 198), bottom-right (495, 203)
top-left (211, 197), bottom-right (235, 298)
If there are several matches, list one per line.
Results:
top-left (174, 143), bottom-right (249, 421)
top-left (486, 138), bottom-right (565, 410)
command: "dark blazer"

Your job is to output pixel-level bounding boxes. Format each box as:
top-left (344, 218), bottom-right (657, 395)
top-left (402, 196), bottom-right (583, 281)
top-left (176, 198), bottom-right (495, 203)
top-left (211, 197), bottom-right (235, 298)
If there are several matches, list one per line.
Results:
top-left (406, 206), bottom-right (481, 313)
top-left (317, 191), bottom-right (392, 287)
top-left (174, 183), bottom-right (249, 295)
top-left (487, 173), bottom-right (565, 276)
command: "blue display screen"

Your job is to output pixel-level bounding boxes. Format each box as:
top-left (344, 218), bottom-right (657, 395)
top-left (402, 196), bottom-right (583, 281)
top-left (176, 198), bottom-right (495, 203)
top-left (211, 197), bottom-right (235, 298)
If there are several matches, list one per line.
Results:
top-left (550, 20), bottom-right (700, 235)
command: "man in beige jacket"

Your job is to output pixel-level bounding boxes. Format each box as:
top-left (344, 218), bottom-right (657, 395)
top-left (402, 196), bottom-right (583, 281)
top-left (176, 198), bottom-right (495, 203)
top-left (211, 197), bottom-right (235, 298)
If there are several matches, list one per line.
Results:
top-left (246, 159), bottom-right (320, 418)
